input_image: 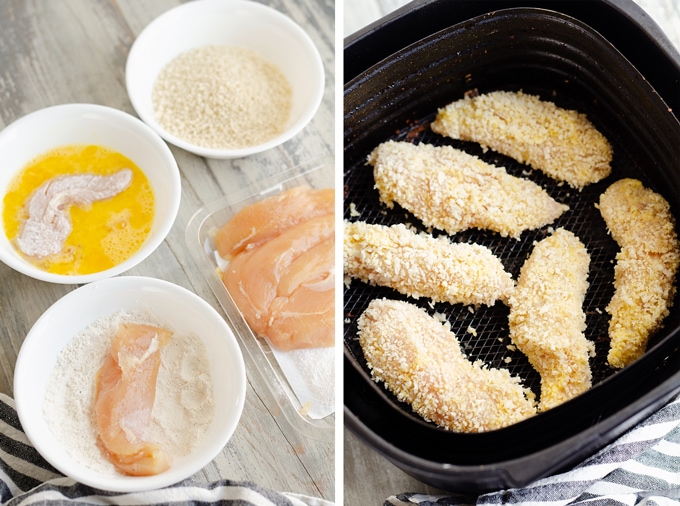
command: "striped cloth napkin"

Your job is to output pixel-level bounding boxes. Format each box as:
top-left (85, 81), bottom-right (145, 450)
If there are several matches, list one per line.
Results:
top-left (0, 393), bottom-right (332, 506)
top-left (388, 393), bottom-right (680, 506)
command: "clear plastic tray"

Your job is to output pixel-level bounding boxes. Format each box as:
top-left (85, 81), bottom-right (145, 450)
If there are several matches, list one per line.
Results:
top-left (186, 157), bottom-right (335, 442)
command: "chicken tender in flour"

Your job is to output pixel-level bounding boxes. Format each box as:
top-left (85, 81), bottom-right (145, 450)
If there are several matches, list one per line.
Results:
top-left (598, 178), bottom-right (680, 368)
top-left (358, 298), bottom-right (537, 432)
top-left (430, 90), bottom-right (612, 189)
top-left (367, 140), bottom-right (567, 239)
top-left (508, 228), bottom-right (594, 411)
top-left (344, 221), bottom-right (514, 306)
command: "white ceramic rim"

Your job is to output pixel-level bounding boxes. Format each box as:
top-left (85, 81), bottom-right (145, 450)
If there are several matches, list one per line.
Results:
top-left (125, 0), bottom-right (325, 159)
top-left (0, 103), bottom-right (181, 284)
top-left (13, 275), bottom-right (247, 492)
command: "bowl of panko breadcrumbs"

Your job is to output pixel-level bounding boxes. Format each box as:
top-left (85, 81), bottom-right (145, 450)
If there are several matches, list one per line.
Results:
top-left (125, 0), bottom-right (325, 159)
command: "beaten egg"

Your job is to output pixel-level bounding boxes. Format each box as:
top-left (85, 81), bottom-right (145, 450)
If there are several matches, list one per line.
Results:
top-left (2, 144), bottom-right (155, 275)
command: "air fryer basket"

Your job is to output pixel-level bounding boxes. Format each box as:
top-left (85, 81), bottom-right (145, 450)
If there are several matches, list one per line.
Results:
top-left (344, 0), bottom-right (680, 111)
top-left (344, 6), bottom-right (680, 492)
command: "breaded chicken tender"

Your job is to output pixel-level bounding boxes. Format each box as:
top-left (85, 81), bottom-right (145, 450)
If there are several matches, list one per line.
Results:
top-left (598, 178), bottom-right (680, 368)
top-left (358, 298), bottom-right (536, 432)
top-left (344, 221), bottom-right (514, 306)
top-left (430, 90), bottom-right (612, 189)
top-left (508, 228), bottom-right (594, 411)
top-left (367, 140), bottom-right (568, 239)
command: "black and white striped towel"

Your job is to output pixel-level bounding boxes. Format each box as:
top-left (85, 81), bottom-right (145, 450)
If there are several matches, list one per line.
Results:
top-left (0, 393), bottom-right (333, 506)
top-left (388, 393), bottom-right (680, 506)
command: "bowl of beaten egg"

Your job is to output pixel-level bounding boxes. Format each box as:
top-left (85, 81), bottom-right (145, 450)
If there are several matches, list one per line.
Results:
top-left (125, 0), bottom-right (325, 159)
top-left (0, 103), bottom-right (180, 284)
top-left (14, 275), bottom-right (247, 492)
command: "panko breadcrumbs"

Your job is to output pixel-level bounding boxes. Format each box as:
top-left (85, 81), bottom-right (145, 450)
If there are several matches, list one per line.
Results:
top-left (430, 90), bottom-right (612, 189)
top-left (358, 298), bottom-right (536, 433)
top-left (508, 228), bottom-right (594, 412)
top-left (152, 45), bottom-right (292, 150)
top-left (367, 140), bottom-right (568, 239)
top-left (598, 178), bottom-right (680, 368)
top-left (344, 221), bottom-right (514, 306)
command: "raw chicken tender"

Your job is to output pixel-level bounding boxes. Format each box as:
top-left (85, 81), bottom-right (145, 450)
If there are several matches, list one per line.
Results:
top-left (215, 185), bottom-right (334, 259)
top-left (94, 323), bottom-right (172, 476)
top-left (430, 90), bottom-right (612, 189)
top-left (367, 140), bottom-right (567, 239)
top-left (220, 191), bottom-right (335, 351)
top-left (598, 178), bottom-right (680, 368)
top-left (266, 235), bottom-right (334, 349)
top-left (358, 298), bottom-right (536, 432)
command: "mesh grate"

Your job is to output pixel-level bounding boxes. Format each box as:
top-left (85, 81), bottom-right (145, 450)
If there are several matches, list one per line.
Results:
top-left (343, 111), bottom-right (676, 420)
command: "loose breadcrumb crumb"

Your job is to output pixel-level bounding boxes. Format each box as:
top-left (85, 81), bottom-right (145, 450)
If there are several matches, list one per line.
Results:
top-left (358, 298), bottom-right (536, 432)
top-left (599, 178), bottom-right (680, 368)
top-left (508, 228), bottom-right (594, 411)
top-left (431, 90), bottom-right (612, 189)
top-left (433, 312), bottom-right (447, 323)
top-left (349, 202), bottom-right (360, 217)
top-left (344, 221), bottom-right (515, 306)
top-left (367, 140), bottom-right (568, 239)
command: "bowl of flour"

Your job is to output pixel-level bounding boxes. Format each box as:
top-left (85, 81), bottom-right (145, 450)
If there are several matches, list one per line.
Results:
top-left (125, 0), bottom-right (325, 159)
top-left (13, 276), bottom-right (246, 492)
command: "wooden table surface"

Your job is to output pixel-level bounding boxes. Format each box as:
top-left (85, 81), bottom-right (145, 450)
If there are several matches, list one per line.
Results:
top-left (342, 0), bottom-right (680, 505)
top-left (0, 0), bottom-right (334, 502)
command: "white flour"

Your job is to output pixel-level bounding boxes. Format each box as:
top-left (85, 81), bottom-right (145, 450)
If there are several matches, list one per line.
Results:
top-left (42, 310), bottom-right (215, 475)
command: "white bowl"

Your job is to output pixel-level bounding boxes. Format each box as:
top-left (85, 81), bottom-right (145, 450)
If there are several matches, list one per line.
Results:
top-left (14, 276), bottom-right (247, 493)
top-left (0, 103), bottom-right (181, 284)
top-left (125, 0), bottom-right (325, 159)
